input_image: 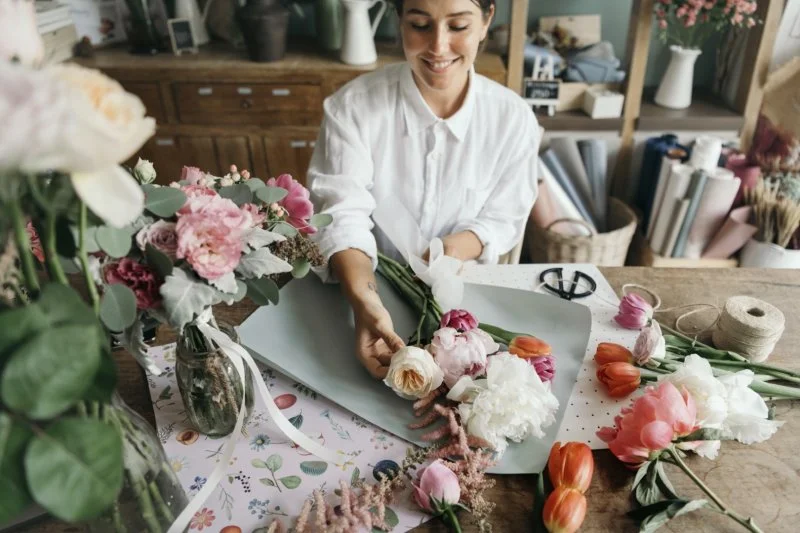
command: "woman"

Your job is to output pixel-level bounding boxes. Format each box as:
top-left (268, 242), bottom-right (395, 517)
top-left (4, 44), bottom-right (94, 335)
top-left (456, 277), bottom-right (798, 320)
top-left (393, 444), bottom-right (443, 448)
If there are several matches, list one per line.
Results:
top-left (307, 0), bottom-right (540, 379)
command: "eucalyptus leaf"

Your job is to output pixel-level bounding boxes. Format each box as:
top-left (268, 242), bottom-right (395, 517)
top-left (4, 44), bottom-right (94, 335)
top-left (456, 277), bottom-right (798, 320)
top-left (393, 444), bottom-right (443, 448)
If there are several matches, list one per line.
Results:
top-left (0, 413), bottom-right (33, 523)
top-left (1, 324), bottom-right (101, 419)
top-left (55, 217), bottom-right (77, 257)
top-left (233, 280), bottom-right (248, 302)
top-left (218, 184), bottom-right (253, 206)
top-left (58, 256), bottom-right (80, 274)
top-left (160, 270), bottom-right (221, 330)
top-left (271, 221), bottom-right (298, 238)
top-left (81, 349), bottom-right (118, 404)
top-left (0, 304), bottom-right (48, 359)
top-left (100, 284), bottom-right (138, 332)
top-left (244, 178), bottom-right (267, 193)
top-left (235, 248), bottom-right (293, 279)
top-left (256, 186), bottom-right (288, 205)
top-left (145, 244), bottom-right (173, 279)
top-left (279, 475), bottom-right (301, 489)
top-left (259, 477), bottom-right (275, 487)
top-left (25, 418), bottom-right (123, 521)
top-left (291, 258), bottom-right (311, 279)
top-left (81, 227), bottom-right (101, 253)
top-left (96, 226), bottom-right (132, 258)
top-left (37, 283), bottom-right (96, 326)
top-left (243, 228), bottom-right (285, 251)
top-left (145, 187), bottom-right (186, 217)
top-left (309, 213), bottom-right (333, 229)
top-left (265, 454), bottom-right (282, 473)
top-left (245, 278), bottom-right (280, 306)
top-left (251, 458), bottom-right (269, 468)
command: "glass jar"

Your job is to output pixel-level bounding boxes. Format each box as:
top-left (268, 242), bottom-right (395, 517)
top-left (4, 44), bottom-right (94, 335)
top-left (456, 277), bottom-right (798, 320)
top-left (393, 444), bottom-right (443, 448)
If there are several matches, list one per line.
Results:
top-left (175, 321), bottom-right (255, 436)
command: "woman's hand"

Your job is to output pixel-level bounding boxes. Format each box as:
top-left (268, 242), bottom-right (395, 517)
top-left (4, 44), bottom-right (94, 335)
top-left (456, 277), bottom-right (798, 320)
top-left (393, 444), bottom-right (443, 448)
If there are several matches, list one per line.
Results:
top-left (424, 230), bottom-right (484, 262)
top-left (353, 299), bottom-right (405, 379)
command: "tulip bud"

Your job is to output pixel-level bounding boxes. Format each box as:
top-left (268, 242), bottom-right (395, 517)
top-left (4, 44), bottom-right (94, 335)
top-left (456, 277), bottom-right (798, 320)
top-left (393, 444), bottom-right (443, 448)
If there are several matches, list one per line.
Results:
top-left (543, 486), bottom-right (587, 533)
top-left (594, 342), bottom-right (633, 367)
top-left (509, 335), bottom-right (552, 358)
top-left (529, 355), bottom-right (555, 383)
top-left (547, 441), bottom-right (594, 493)
top-left (411, 460), bottom-right (460, 513)
top-left (439, 309), bottom-right (478, 332)
top-left (614, 293), bottom-right (653, 330)
top-left (633, 321), bottom-right (665, 365)
top-left (596, 362), bottom-right (641, 398)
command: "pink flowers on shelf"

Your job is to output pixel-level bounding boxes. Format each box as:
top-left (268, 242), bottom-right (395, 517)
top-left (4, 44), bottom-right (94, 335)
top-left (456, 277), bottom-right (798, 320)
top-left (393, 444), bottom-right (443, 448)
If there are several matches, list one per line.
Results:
top-left (654, 1), bottom-right (759, 47)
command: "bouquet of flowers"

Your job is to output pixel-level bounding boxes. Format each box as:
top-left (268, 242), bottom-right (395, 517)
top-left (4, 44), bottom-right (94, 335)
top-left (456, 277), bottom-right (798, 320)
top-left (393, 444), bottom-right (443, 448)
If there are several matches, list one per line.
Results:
top-left (654, 0), bottom-right (759, 49)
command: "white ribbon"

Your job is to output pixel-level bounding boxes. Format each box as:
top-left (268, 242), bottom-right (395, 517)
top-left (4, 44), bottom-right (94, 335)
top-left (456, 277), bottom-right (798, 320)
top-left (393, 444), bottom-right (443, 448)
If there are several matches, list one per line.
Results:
top-left (372, 197), bottom-right (464, 311)
top-left (168, 312), bottom-right (343, 533)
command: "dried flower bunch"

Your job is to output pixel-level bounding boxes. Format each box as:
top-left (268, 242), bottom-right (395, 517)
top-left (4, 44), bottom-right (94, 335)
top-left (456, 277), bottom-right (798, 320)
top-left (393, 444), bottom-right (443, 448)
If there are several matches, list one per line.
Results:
top-left (743, 178), bottom-right (800, 248)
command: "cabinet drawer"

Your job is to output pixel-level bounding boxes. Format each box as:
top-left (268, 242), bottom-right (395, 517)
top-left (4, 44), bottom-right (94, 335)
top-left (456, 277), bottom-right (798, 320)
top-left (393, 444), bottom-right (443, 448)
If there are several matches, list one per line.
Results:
top-left (122, 82), bottom-right (166, 124)
top-left (173, 83), bottom-right (323, 126)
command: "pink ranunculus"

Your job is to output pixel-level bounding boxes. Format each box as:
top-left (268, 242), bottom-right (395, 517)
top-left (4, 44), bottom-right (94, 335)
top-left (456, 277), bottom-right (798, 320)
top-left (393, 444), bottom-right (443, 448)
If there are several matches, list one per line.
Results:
top-left (178, 185), bottom-right (219, 215)
top-left (25, 221), bottom-right (44, 263)
top-left (241, 203), bottom-right (266, 228)
top-left (181, 166), bottom-right (205, 186)
top-left (614, 293), bottom-right (653, 330)
top-left (597, 382), bottom-right (698, 466)
top-left (266, 174), bottom-right (315, 234)
top-left (528, 355), bottom-right (556, 383)
top-left (136, 220), bottom-right (178, 260)
top-left (428, 327), bottom-right (499, 388)
top-left (176, 200), bottom-right (248, 281)
top-left (412, 460), bottom-right (460, 513)
top-left (103, 258), bottom-right (162, 310)
top-left (439, 309), bottom-right (478, 332)
top-left (633, 320), bottom-right (666, 365)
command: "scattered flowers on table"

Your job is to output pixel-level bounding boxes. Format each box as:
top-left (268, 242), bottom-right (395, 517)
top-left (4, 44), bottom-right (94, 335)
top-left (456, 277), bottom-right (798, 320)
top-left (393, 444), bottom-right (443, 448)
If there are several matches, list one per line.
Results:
top-left (427, 327), bottom-right (497, 388)
top-left (543, 486), bottom-right (588, 533)
top-left (594, 342), bottom-right (633, 366)
top-left (596, 361), bottom-right (641, 398)
top-left (439, 309), bottom-right (478, 332)
top-left (614, 292), bottom-right (653, 330)
top-left (384, 346), bottom-right (444, 400)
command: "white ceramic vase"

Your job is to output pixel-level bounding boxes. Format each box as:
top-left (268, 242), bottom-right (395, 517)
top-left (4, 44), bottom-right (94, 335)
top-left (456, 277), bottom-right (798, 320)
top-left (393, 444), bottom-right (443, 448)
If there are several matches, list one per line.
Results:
top-left (176, 0), bottom-right (210, 46)
top-left (340, 0), bottom-right (387, 66)
top-left (739, 238), bottom-right (800, 269)
top-left (654, 45), bottom-right (702, 110)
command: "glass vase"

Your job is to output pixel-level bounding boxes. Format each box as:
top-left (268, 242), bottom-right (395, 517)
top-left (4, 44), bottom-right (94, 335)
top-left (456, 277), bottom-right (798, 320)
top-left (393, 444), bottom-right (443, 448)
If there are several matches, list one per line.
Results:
top-left (175, 321), bottom-right (254, 436)
top-left (86, 393), bottom-right (188, 532)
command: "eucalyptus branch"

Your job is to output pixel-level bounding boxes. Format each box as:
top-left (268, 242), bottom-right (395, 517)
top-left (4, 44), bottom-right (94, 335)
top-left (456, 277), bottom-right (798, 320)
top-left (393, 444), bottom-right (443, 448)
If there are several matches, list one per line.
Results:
top-left (78, 203), bottom-right (100, 315)
top-left (43, 211), bottom-right (68, 285)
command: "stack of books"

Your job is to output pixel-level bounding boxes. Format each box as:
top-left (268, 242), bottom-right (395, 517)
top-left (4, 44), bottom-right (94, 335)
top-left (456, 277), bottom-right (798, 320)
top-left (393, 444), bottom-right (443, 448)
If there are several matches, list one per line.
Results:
top-left (35, 1), bottom-right (78, 64)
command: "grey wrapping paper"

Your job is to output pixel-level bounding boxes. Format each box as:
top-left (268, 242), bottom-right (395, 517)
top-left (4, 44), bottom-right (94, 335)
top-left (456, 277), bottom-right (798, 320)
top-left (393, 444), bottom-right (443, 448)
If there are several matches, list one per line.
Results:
top-left (541, 148), bottom-right (599, 229)
top-left (550, 138), bottom-right (599, 226)
top-left (672, 170), bottom-right (709, 257)
top-left (578, 139), bottom-right (608, 232)
top-left (683, 167), bottom-right (741, 259)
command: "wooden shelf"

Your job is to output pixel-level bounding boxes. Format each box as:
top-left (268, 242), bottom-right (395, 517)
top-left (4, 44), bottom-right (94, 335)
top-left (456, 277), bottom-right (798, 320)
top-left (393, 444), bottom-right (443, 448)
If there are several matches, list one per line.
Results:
top-left (637, 89), bottom-right (744, 132)
top-left (536, 109), bottom-right (623, 132)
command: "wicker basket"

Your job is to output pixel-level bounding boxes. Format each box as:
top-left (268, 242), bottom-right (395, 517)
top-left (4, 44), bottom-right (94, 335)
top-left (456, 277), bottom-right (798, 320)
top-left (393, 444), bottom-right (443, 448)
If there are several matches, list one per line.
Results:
top-left (527, 197), bottom-right (638, 266)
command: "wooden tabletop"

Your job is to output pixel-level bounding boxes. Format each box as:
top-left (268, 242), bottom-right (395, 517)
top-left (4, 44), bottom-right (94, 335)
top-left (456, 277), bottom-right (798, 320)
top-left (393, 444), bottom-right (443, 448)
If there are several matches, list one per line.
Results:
top-left (16, 268), bottom-right (800, 533)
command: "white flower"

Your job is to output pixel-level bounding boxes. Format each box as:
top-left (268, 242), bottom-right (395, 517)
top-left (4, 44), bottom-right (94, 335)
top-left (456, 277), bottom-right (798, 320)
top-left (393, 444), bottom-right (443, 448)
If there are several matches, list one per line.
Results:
top-left (220, 177), bottom-right (234, 187)
top-left (453, 353), bottom-right (559, 455)
top-left (660, 354), bottom-right (728, 429)
top-left (134, 158), bottom-right (157, 184)
top-left (633, 321), bottom-right (666, 365)
top-left (428, 327), bottom-right (498, 388)
top-left (384, 346), bottom-right (444, 400)
top-left (0, 0), bottom-right (44, 66)
top-left (717, 370), bottom-right (783, 444)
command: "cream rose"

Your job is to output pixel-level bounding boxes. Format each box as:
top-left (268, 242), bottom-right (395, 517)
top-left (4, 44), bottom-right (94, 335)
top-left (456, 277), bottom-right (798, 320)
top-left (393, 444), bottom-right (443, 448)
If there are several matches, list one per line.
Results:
top-left (384, 347), bottom-right (444, 400)
top-left (0, 0), bottom-right (44, 66)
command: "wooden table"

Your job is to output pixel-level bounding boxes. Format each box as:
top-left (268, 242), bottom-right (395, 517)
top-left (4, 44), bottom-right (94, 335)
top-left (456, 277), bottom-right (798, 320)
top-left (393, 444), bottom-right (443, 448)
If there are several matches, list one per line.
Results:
top-left (19, 268), bottom-right (800, 533)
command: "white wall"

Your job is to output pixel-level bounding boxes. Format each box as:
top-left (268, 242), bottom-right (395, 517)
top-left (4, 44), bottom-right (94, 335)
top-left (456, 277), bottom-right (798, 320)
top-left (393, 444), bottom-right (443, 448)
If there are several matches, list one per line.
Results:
top-left (771, 0), bottom-right (800, 72)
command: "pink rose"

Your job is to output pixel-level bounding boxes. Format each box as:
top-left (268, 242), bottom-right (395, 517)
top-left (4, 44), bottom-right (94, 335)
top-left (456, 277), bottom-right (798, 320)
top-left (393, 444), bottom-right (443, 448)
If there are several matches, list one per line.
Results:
top-left (614, 293), bottom-right (653, 330)
top-left (176, 213), bottom-right (243, 281)
top-left (266, 174), bottom-right (315, 234)
top-left (412, 460), bottom-right (460, 513)
top-left (181, 166), bottom-right (205, 185)
top-left (178, 185), bottom-right (218, 215)
top-left (103, 258), bottom-right (162, 310)
top-left (439, 309), bottom-right (478, 332)
top-left (241, 203), bottom-right (266, 228)
top-left (25, 221), bottom-right (44, 263)
top-left (428, 327), bottom-right (499, 388)
top-left (136, 220), bottom-right (178, 260)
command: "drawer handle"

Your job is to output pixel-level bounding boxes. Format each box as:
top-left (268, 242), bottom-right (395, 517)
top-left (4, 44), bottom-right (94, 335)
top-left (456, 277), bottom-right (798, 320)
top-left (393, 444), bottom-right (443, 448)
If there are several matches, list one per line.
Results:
top-left (272, 88), bottom-right (291, 96)
top-left (290, 140), bottom-right (308, 148)
top-left (155, 138), bottom-right (175, 146)
top-left (237, 87), bottom-right (253, 95)
top-left (197, 87), bottom-right (213, 96)
top-left (240, 98), bottom-right (253, 109)
top-left (309, 141), bottom-right (316, 148)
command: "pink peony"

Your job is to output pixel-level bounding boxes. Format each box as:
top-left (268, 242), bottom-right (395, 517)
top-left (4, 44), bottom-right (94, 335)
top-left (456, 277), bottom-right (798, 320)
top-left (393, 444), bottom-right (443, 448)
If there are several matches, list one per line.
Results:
top-left (439, 309), bottom-right (478, 332)
top-left (181, 166), bottom-right (205, 186)
top-left (178, 185), bottom-right (218, 215)
top-left (136, 220), bottom-right (178, 260)
top-left (528, 355), bottom-right (556, 383)
top-left (428, 327), bottom-right (499, 388)
top-left (597, 381), bottom-right (697, 465)
top-left (614, 293), bottom-right (653, 330)
top-left (241, 203), bottom-right (266, 228)
top-left (412, 460), bottom-right (460, 513)
top-left (25, 221), bottom-right (44, 263)
top-left (266, 174), bottom-right (315, 234)
top-left (103, 258), bottom-right (162, 310)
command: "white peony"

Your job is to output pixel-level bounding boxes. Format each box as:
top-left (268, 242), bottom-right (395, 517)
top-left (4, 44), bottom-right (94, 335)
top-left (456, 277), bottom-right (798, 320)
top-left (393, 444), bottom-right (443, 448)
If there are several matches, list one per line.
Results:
top-left (660, 354), bottom-right (728, 429)
top-left (451, 352), bottom-right (559, 455)
top-left (384, 347), bottom-right (444, 400)
top-left (717, 370), bottom-right (783, 444)
top-left (134, 158), bottom-right (157, 184)
top-left (0, 0), bottom-right (44, 66)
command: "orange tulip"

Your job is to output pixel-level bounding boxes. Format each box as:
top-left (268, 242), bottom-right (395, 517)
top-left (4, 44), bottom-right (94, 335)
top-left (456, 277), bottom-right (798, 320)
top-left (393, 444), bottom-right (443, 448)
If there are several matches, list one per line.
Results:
top-left (593, 342), bottom-right (633, 367)
top-left (596, 362), bottom-right (641, 398)
top-left (548, 441), bottom-right (594, 493)
top-left (543, 486), bottom-right (587, 533)
top-left (509, 335), bottom-right (552, 358)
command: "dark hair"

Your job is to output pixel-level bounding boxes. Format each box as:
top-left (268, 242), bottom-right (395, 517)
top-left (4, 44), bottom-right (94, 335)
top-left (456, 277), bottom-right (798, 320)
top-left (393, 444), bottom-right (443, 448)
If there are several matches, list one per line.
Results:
top-left (392, 0), bottom-right (495, 19)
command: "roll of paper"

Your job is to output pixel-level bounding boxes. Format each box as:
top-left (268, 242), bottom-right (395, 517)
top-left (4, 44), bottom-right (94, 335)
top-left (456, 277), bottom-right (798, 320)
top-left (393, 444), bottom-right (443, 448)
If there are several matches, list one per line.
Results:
top-left (689, 136), bottom-right (723, 172)
top-left (662, 199), bottom-right (691, 257)
top-left (702, 206), bottom-right (758, 259)
top-left (649, 164), bottom-right (693, 253)
top-left (578, 139), bottom-right (608, 232)
top-left (672, 170), bottom-right (710, 257)
top-left (541, 149), bottom-right (599, 230)
top-left (549, 138), bottom-right (599, 225)
top-left (647, 150), bottom-right (688, 240)
top-left (537, 157), bottom-right (595, 236)
top-left (683, 167), bottom-right (741, 258)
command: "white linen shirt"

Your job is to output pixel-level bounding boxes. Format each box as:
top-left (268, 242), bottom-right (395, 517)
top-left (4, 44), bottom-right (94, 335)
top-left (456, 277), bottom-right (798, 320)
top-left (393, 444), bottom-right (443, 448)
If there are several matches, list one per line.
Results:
top-left (307, 62), bottom-right (540, 279)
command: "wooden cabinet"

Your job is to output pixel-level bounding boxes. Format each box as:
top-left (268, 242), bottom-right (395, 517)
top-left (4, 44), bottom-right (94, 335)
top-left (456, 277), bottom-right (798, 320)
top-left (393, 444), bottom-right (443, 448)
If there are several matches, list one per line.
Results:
top-left (262, 128), bottom-right (319, 185)
top-left (134, 135), bottom-right (182, 184)
top-left (215, 136), bottom-right (255, 175)
top-left (120, 81), bottom-right (167, 124)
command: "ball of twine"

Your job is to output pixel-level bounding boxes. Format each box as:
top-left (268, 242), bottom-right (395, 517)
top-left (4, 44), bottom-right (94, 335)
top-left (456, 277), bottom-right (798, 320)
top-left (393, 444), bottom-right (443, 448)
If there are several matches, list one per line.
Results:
top-left (711, 296), bottom-right (785, 363)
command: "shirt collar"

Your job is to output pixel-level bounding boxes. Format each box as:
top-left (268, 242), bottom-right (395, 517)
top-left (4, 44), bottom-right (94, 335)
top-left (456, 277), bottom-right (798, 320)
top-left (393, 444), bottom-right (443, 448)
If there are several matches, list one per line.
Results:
top-left (400, 63), bottom-right (475, 142)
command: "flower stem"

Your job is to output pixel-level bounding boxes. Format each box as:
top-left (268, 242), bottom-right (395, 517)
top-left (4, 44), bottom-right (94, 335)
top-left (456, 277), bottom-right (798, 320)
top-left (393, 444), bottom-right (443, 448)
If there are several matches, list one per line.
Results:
top-left (78, 202), bottom-right (100, 315)
top-left (443, 507), bottom-right (462, 533)
top-left (43, 211), bottom-right (68, 285)
top-left (667, 447), bottom-right (763, 533)
top-left (414, 297), bottom-right (428, 347)
top-left (8, 199), bottom-right (39, 294)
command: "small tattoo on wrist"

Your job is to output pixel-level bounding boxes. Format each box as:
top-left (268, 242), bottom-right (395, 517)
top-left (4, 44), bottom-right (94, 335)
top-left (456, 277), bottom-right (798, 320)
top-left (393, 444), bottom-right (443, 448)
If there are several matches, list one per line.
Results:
top-left (367, 281), bottom-right (378, 293)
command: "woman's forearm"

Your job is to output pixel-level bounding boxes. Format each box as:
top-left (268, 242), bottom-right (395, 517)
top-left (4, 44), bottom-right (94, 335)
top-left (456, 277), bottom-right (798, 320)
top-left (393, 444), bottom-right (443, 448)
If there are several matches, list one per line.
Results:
top-left (330, 248), bottom-right (382, 311)
top-left (442, 230), bottom-right (484, 261)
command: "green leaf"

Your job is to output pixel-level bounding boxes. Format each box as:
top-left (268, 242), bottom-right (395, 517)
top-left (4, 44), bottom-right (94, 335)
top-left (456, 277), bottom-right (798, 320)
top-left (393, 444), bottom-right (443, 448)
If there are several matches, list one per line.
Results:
top-left (271, 221), bottom-right (298, 238)
top-left (370, 506), bottom-right (399, 531)
top-left (218, 184), bottom-right (253, 206)
top-left (245, 278), bottom-right (280, 306)
top-left (81, 227), bottom-right (101, 253)
top-left (532, 472), bottom-right (548, 533)
top-left (160, 270), bottom-right (221, 331)
top-left (1, 324), bottom-right (101, 419)
top-left (633, 499), bottom-right (708, 533)
top-left (81, 349), bottom-right (117, 404)
top-left (37, 283), bottom-right (97, 326)
top-left (235, 248), bottom-right (292, 279)
top-left (233, 280), bottom-right (248, 302)
top-left (256, 186), bottom-right (288, 205)
top-left (0, 305), bottom-right (48, 360)
top-left (299, 461), bottom-right (327, 476)
top-left (58, 255), bottom-right (80, 274)
top-left (634, 460), bottom-right (672, 507)
top-left (244, 178), bottom-right (267, 193)
top-left (351, 467), bottom-right (361, 486)
top-left (279, 475), bottom-right (301, 489)
top-left (45, 177), bottom-right (77, 214)
top-left (95, 226), bottom-right (132, 258)
top-left (0, 413), bottom-right (33, 523)
top-left (100, 284), bottom-right (138, 332)
top-left (289, 413), bottom-right (303, 429)
top-left (291, 258), bottom-right (311, 279)
top-left (259, 477), bottom-right (276, 487)
top-left (25, 418), bottom-right (123, 522)
top-left (144, 243), bottom-right (173, 279)
top-left (309, 213), bottom-right (333, 229)
top-left (251, 458), bottom-right (269, 468)
top-left (655, 461), bottom-right (678, 501)
top-left (265, 454), bottom-right (282, 473)
top-left (55, 217), bottom-right (77, 258)
top-left (144, 187), bottom-right (186, 218)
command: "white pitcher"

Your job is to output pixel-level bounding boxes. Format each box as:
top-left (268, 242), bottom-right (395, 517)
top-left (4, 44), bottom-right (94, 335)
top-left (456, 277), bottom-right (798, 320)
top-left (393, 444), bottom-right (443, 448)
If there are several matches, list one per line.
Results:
top-left (340, 0), bottom-right (387, 66)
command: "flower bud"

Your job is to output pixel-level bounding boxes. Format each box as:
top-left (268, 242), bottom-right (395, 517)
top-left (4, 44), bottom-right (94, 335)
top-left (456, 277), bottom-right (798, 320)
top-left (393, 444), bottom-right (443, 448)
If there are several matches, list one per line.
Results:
top-left (596, 362), bottom-right (641, 398)
top-left (543, 486), bottom-right (587, 533)
top-left (412, 460), bottom-right (460, 513)
top-left (633, 321), bottom-right (665, 365)
top-left (547, 441), bottom-right (594, 493)
top-left (615, 293), bottom-right (653, 330)
top-left (439, 309), bottom-right (478, 332)
top-left (594, 342), bottom-right (633, 366)
top-left (133, 158), bottom-right (157, 184)
top-left (509, 335), bottom-right (552, 358)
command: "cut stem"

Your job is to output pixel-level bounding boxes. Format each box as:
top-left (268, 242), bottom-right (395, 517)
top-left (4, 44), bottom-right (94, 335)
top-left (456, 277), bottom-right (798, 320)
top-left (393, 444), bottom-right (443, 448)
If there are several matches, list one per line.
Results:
top-left (43, 211), bottom-right (68, 285)
top-left (8, 198), bottom-right (40, 294)
top-left (78, 202), bottom-right (100, 315)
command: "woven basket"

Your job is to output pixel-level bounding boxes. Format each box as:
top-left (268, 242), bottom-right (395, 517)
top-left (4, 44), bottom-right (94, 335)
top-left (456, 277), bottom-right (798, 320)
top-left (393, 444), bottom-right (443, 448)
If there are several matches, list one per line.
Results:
top-left (528, 197), bottom-right (637, 266)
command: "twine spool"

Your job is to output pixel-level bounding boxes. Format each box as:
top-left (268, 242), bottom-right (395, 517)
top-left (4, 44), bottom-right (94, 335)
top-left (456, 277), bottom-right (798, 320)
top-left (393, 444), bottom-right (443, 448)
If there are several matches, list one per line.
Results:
top-left (711, 296), bottom-right (785, 362)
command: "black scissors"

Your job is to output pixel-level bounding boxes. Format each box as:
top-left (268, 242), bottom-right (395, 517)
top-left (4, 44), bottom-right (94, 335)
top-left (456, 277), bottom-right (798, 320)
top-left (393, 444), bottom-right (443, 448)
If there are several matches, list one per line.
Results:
top-left (539, 267), bottom-right (597, 301)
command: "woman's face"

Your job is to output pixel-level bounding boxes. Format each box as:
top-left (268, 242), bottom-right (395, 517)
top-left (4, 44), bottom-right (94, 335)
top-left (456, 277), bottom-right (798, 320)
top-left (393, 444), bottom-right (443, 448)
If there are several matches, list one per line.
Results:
top-left (399, 0), bottom-right (493, 97)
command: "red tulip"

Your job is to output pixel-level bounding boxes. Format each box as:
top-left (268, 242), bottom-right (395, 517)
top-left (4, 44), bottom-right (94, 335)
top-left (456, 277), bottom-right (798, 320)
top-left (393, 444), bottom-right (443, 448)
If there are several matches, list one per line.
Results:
top-left (593, 342), bottom-right (633, 367)
top-left (596, 362), bottom-right (641, 398)
top-left (547, 441), bottom-right (594, 493)
top-left (509, 335), bottom-right (552, 358)
top-left (543, 486), bottom-right (587, 533)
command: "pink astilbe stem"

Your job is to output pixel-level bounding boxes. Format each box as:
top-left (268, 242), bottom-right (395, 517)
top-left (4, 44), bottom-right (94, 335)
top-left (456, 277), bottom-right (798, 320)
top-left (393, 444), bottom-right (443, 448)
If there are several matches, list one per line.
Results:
top-left (295, 500), bottom-right (312, 533)
top-left (314, 491), bottom-right (327, 531)
top-left (408, 408), bottom-right (440, 429)
top-left (413, 386), bottom-right (445, 412)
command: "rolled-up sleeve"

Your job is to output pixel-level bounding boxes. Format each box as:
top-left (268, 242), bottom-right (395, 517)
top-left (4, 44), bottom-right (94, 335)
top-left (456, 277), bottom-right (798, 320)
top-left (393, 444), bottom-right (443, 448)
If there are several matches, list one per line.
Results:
top-left (452, 110), bottom-right (541, 264)
top-left (307, 96), bottom-right (378, 282)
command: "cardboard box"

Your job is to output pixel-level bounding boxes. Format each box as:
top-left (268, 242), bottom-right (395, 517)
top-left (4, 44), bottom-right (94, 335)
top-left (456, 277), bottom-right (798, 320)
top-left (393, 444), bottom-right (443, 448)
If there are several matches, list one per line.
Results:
top-left (582, 87), bottom-right (624, 119)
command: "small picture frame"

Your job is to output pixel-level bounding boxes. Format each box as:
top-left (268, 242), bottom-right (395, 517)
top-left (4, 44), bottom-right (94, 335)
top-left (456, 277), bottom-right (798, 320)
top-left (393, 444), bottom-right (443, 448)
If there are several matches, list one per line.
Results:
top-left (167, 18), bottom-right (198, 56)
